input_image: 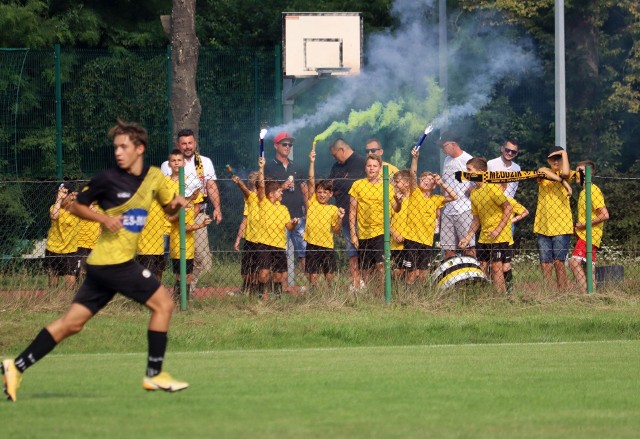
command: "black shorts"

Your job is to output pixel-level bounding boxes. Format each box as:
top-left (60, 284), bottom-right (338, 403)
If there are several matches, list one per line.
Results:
top-left (403, 240), bottom-right (436, 271)
top-left (171, 258), bottom-right (194, 274)
top-left (477, 242), bottom-right (511, 264)
top-left (44, 249), bottom-right (79, 276)
top-left (255, 243), bottom-right (287, 273)
top-left (73, 260), bottom-right (161, 314)
top-left (359, 235), bottom-right (384, 270)
top-left (305, 243), bottom-right (337, 275)
top-left (137, 254), bottom-right (166, 275)
top-left (241, 240), bottom-right (259, 276)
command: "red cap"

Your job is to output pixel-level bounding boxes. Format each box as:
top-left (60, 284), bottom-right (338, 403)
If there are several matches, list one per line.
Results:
top-left (274, 132), bottom-right (295, 145)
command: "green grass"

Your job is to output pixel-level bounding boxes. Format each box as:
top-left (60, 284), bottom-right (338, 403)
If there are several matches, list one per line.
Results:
top-left (4, 341), bottom-right (640, 438)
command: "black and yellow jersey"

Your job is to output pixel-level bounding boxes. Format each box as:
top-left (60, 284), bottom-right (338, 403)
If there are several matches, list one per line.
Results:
top-left (76, 166), bottom-right (174, 265)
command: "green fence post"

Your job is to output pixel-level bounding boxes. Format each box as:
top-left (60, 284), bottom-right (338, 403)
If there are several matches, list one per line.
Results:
top-left (274, 45), bottom-right (282, 125)
top-left (54, 43), bottom-right (63, 180)
top-left (179, 166), bottom-right (188, 310)
top-left (383, 165), bottom-right (392, 304)
top-left (585, 166), bottom-right (593, 294)
top-left (167, 45), bottom-right (173, 152)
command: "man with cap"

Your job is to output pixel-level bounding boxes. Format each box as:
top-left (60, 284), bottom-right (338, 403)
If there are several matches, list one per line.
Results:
top-left (534, 146), bottom-right (574, 290)
top-left (264, 132), bottom-right (308, 281)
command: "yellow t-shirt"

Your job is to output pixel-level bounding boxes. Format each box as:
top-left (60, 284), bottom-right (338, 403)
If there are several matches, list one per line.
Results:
top-left (46, 207), bottom-right (79, 254)
top-left (577, 184), bottom-right (606, 248)
top-left (470, 183), bottom-right (512, 244)
top-left (244, 192), bottom-right (261, 243)
top-left (381, 161), bottom-right (399, 178)
top-left (87, 167), bottom-right (174, 265)
top-left (507, 197), bottom-right (527, 245)
top-left (390, 199), bottom-right (410, 250)
top-left (304, 195), bottom-right (340, 249)
top-left (137, 199), bottom-right (167, 255)
top-left (403, 188), bottom-right (445, 246)
top-left (76, 212), bottom-right (101, 249)
top-left (349, 178), bottom-right (395, 240)
top-left (169, 205), bottom-right (195, 259)
top-left (256, 198), bottom-right (290, 249)
top-left (533, 171), bottom-right (575, 236)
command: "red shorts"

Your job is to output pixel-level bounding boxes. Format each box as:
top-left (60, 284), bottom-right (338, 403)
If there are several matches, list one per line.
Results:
top-left (571, 238), bottom-right (597, 263)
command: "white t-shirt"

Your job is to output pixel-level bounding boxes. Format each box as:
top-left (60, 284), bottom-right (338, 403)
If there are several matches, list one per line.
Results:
top-left (487, 157), bottom-right (521, 198)
top-left (442, 151), bottom-right (473, 215)
top-left (160, 154), bottom-right (217, 199)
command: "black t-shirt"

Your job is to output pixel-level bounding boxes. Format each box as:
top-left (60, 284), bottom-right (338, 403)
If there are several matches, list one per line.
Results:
top-left (76, 166), bottom-right (153, 210)
top-left (264, 157), bottom-right (306, 218)
top-left (328, 152), bottom-right (366, 224)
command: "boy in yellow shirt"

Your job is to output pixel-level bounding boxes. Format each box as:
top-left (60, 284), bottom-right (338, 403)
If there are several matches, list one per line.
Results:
top-left (498, 183), bottom-right (529, 294)
top-left (569, 161), bottom-right (609, 292)
top-left (390, 170), bottom-right (412, 281)
top-left (459, 157), bottom-right (513, 293)
top-left (45, 182), bottom-right (79, 289)
top-left (256, 157), bottom-right (299, 299)
top-left (402, 148), bottom-right (458, 284)
top-left (349, 154), bottom-right (402, 289)
top-left (232, 171), bottom-right (261, 295)
top-left (304, 148), bottom-right (344, 287)
top-left (165, 149), bottom-right (211, 299)
top-left (136, 199), bottom-right (168, 281)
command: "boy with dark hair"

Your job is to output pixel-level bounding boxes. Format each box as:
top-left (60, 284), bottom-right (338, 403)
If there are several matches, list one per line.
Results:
top-left (44, 182), bottom-right (79, 289)
top-left (569, 161), bottom-right (609, 292)
top-left (255, 157), bottom-right (299, 299)
top-left (2, 119), bottom-right (190, 402)
top-left (459, 157), bottom-right (513, 293)
top-left (304, 148), bottom-right (344, 287)
top-left (233, 171), bottom-right (261, 295)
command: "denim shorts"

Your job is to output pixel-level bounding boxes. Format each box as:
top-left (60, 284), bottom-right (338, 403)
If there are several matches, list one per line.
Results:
top-left (341, 223), bottom-right (358, 258)
top-left (287, 216), bottom-right (307, 259)
top-left (537, 234), bottom-right (571, 263)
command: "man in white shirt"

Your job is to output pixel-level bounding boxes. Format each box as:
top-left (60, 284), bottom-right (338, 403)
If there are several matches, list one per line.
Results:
top-left (487, 139), bottom-right (521, 198)
top-left (440, 140), bottom-right (475, 259)
top-left (161, 129), bottom-right (222, 286)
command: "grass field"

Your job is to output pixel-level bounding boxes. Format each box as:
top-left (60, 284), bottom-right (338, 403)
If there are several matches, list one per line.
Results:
top-left (3, 341), bottom-right (639, 438)
top-left (2, 294), bottom-right (640, 438)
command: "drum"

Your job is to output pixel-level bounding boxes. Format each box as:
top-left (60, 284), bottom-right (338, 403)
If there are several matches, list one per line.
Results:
top-left (431, 256), bottom-right (487, 289)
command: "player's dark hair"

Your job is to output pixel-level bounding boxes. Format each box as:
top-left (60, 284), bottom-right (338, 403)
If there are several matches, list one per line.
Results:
top-left (108, 119), bottom-right (148, 147)
top-left (316, 180), bottom-right (333, 192)
top-left (577, 160), bottom-right (596, 174)
top-left (265, 180), bottom-right (281, 195)
top-left (168, 148), bottom-right (183, 158)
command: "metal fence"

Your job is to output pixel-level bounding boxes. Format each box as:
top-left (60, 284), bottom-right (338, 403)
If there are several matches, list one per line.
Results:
top-left (1, 167), bottom-right (637, 300)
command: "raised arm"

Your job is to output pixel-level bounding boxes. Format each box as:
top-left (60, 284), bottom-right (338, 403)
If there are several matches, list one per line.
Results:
top-left (257, 157), bottom-right (266, 201)
top-left (410, 147), bottom-right (419, 182)
top-left (434, 174), bottom-right (459, 202)
top-left (308, 149), bottom-right (316, 200)
top-left (232, 175), bottom-right (252, 199)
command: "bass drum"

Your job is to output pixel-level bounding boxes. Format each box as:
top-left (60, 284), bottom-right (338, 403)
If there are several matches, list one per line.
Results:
top-left (431, 256), bottom-right (487, 289)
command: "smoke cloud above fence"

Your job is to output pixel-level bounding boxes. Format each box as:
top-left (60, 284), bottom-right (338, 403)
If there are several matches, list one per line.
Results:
top-left (270, 0), bottom-right (540, 143)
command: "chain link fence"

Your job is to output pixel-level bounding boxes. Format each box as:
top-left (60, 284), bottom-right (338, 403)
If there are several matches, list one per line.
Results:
top-left (1, 166), bottom-right (637, 300)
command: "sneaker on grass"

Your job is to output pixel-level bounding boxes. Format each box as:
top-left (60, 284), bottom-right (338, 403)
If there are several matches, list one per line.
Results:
top-left (2, 359), bottom-right (23, 402)
top-left (142, 371), bottom-right (189, 392)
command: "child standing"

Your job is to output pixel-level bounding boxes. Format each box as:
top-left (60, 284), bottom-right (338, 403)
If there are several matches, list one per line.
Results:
top-left (166, 149), bottom-right (212, 299)
top-left (402, 148), bottom-right (458, 284)
top-left (390, 170), bottom-right (413, 280)
top-left (232, 171), bottom-right (261, 295)
top-left (304, 148), bottom-right (345, 288)
top-left (44, 182), bottom-right (79, 289)
top-left (348, 154), bottom-right (402, 289)
top-left (499, 183), bottom-right (529, 294)
top-left (256, 157), bottom-right (299, 299)
top-left (459, 157), bottom-right (513, 293)
top-left (569, 161), bottom-right (609, 292)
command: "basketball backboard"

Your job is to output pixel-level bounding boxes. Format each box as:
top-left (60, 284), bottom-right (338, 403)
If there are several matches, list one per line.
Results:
top-left (283, 12), bottom-right (362, 78)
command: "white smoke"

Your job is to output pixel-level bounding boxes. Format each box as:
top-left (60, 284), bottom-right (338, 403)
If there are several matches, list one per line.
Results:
top-left (269, 0), bottom-right (540, 138)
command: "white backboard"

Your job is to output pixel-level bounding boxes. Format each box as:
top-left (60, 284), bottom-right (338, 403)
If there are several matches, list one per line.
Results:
top-left (283, 12), bottom-right (362, 78)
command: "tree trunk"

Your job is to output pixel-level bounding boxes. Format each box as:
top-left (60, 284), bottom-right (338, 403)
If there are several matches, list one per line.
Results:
top-left (162, 0), bottom-right (201, 140)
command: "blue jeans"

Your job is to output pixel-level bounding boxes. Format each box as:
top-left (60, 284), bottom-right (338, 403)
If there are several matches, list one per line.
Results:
top-left (341, 223), bottom-right (358, 258)
top-left (287, 216), bottom-right (306, 259)
top-left (537, 234), bottom-right (571, 263)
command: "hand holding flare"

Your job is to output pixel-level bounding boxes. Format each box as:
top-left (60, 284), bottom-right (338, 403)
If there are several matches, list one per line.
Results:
top-left (413, 124), bottom-right (434, 152)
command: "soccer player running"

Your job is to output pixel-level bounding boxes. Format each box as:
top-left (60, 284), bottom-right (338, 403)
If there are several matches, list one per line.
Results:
top-left (2, 119), bottom-right (190, 402)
